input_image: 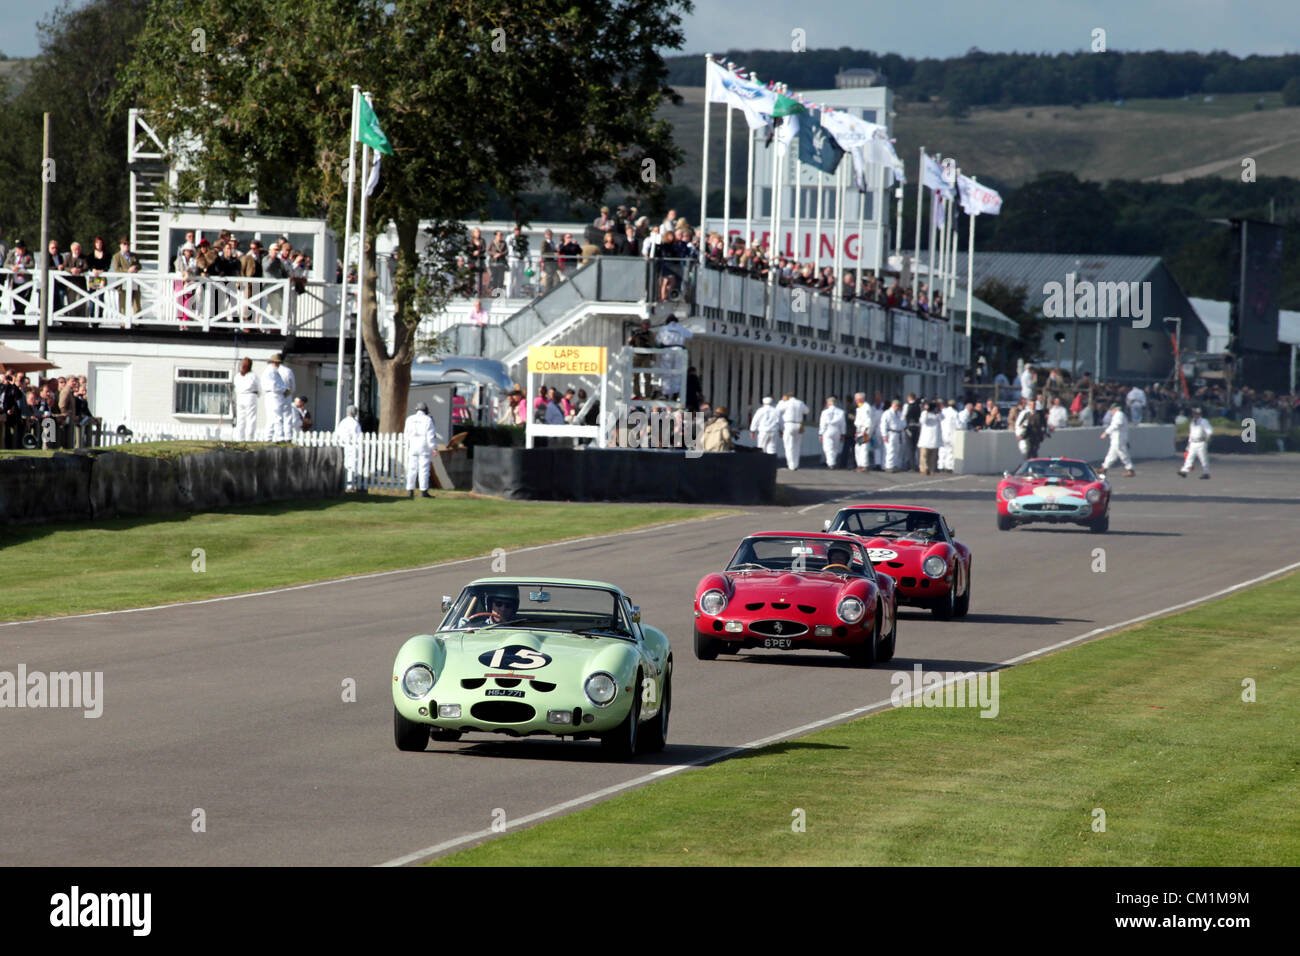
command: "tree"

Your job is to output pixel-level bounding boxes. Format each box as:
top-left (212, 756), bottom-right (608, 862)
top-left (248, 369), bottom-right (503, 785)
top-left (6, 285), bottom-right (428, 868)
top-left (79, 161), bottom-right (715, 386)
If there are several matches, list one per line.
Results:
top-left (989, 171), bottom-right (1116, 254)
top-left (976, 277), bottom-right (1042, 364)
top-left (117, 0), bottom-right (689, 431)
top-left (1283, 76), bottom-right (1300, 106)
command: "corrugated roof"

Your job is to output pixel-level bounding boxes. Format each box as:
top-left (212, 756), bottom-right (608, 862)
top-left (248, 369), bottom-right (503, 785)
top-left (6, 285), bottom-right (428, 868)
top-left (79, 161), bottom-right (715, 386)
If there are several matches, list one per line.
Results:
top-left (945, 252), bottom-right (1165, 311)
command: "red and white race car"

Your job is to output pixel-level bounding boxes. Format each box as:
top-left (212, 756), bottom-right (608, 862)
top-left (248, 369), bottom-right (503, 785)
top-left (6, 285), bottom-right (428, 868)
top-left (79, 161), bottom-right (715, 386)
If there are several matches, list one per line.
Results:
top-left (996, 457), bottom-right (1110, 533)
top-left (824, 505), bottom-right (971, 619)
top-left (693, 532), bottom-right (898, 666)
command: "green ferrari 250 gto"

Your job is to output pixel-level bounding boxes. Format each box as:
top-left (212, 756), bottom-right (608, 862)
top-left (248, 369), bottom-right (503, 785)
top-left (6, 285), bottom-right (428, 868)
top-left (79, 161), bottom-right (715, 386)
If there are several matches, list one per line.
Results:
top-left (392, 578), bottom-right (672, 758)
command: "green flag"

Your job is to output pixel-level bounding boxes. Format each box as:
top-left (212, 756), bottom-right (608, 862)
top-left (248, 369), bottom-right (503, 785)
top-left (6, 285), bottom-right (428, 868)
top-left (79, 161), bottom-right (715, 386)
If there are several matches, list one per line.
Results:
top-left (771, 93), bottom-right (805, 118)
top-left (357, 96), bottom-right (393, 155)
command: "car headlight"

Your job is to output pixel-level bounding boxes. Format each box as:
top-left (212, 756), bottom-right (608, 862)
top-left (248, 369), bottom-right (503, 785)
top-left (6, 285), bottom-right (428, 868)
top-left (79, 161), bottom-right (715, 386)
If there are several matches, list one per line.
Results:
top-left (402, 664), bottom-right (436, 699)
top-left (699, 589), bottom-right (727, 616)
top-left (923, 555), bottom-right (948, 578)
top-left (1000, 485), bottom-right (1017, 500)
top-left (1086, 488), bottom-right (1101, 503)
top-left (584, 672), bottom-right (618, 707)
top-left (837, 596), bottom-right (865, 624)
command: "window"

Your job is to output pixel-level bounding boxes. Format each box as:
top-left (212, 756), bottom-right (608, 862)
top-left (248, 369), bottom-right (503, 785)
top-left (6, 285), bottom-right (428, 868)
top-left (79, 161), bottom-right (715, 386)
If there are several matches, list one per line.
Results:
top-left (174, 367), bottom-right (232, 416)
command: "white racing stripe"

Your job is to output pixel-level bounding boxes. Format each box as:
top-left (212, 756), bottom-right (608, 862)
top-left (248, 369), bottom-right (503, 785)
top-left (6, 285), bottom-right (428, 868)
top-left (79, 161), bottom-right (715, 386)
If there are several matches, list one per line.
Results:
top-left (0, 512), bottom-right (737, 629)
top-left (377, 556), bottom-right (1300, 867)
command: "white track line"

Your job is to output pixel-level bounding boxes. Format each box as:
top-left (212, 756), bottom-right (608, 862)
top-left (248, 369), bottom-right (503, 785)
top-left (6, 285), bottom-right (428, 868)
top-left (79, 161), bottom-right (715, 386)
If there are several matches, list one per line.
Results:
top-left (0, 513), bottom-right (737, 629)
top-left (377, 556), bottom-right (1300, 867)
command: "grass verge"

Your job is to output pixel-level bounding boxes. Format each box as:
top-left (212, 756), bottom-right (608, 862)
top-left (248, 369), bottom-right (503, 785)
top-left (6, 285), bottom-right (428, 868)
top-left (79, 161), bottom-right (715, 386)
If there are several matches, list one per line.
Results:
top-left (0, 493), bottom-right (728, 621)
top-left (0, 440), bottom-right (266, 460)
top-left (435, 571), bottom-right (1300, 866)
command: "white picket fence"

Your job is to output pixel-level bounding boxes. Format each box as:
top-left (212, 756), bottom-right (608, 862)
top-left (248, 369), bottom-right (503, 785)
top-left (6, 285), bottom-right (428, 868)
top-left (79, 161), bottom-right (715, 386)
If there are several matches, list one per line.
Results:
top-left (88, 419), bottom-right (411, 491)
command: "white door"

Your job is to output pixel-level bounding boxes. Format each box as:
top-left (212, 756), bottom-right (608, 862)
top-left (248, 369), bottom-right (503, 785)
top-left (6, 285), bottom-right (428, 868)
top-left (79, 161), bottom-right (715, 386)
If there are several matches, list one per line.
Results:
top-left (90, 364), bottom-right (129, 424)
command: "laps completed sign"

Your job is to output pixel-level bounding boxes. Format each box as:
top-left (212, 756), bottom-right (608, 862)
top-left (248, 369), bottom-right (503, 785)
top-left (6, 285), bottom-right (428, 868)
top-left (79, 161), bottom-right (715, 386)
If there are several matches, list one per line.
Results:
top-left (527, 346), bottom-right (607, 376)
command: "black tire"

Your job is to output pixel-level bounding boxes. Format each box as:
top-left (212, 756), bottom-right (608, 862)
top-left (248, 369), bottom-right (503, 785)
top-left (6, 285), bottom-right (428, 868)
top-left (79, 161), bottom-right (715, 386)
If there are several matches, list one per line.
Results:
top-left (601, 671), bottom-right (642, 757)
top-left (848, 612), bottom-right (881, 667)
top-left (1090, 514), bottom-right (1109, 534)
top-left (876, 600), bottom-right (897, 663)
top-left (694, 630), bottom-right (721, 661)
top-left (639, 661), bottom-right (671, 753)
top-left (997, 513), bottom-right (1013, 531)
top-left (954, 563), bottom-right (971, 618)
top-left (430, 729), bottom-right (462, 742)
top-left (932, 579), bottom-right (956, 620)
top-left (394, 705), bottom-right (429, 752)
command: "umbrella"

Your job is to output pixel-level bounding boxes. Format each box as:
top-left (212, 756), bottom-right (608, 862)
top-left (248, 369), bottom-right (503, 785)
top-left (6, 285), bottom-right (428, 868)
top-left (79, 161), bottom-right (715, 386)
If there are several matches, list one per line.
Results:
top-left (0, 343), bottom-right (58, 374)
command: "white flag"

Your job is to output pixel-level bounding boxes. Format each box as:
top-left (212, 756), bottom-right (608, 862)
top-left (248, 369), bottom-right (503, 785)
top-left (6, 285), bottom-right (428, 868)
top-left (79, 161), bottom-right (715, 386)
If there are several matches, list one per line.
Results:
top-left (922, 152), bottom-right (955, 199)
top-left (821, 110), bottom-right (886, 190)
top-left (709, 67), bottom-right (778, 130)
top-left (957, 174), bottom-right (1002, 215)
top-left (365, 153), bottom-right (382, 196)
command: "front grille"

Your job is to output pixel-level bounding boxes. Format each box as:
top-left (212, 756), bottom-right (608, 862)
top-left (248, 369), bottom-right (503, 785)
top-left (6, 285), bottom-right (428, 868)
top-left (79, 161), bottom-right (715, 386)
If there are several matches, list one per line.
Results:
top-left (461, 678), bottom-right (486, 689)
top-left (749, 619), bottom-right (809, 637)
top-left (470, 701), bottom-right (537, 723)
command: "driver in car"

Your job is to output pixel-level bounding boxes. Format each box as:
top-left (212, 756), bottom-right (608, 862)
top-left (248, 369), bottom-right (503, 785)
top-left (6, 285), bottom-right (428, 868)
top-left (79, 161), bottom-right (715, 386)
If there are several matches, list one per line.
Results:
top-left (824, 544), bottom-right (854, 572)
top-left (466, 585), bottom-right (520, 626)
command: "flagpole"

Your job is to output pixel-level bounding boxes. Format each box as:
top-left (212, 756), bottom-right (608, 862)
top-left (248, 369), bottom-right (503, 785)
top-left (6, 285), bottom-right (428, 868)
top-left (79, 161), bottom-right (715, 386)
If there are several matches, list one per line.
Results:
top-left (792, 155), bottom-right (801, 263)
top-left (926, 175), bottom-right (938, 308)
top-left (944, 173), bottom-right (957, 316)
top-left (856, 161), bottom-right (867, 290)
top-left (894, 183), bottom-right (903, 262)
top-left (766, 113), bottom-right (780, 323)
top-left (912, 147), bottom-right (925, 304)
top-left (352, 129), bottom-right (371, 411)
top-left (723, 100), bottom-right (734, 252)
top-left (966, 176), bottom-right (977, 340)
top-left (335, 84), bottom-right (360, 426)
top-left (814, 168), bottom-right (824, 272)
top-left (745, 124), bottom-right (755, 247)
top-left (699, 53), bottom-right (712, 265)
top-left (833, 162), bottom-right (846, 303)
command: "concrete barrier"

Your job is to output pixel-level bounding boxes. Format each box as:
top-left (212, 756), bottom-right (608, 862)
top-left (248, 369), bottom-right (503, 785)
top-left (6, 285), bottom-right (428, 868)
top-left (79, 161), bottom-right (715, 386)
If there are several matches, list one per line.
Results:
top-left (953, 425), bottom-right (1176, 475)
top-left (2, 445), bottom-right (343, 525)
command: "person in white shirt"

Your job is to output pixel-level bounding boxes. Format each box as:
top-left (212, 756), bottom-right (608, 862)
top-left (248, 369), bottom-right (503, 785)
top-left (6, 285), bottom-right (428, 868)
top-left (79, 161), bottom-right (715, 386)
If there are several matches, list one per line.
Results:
top-left (880, 399), bottom-right (906, 472)
top-left (1046, 397), bottom-right (1069, 431)
top-left (655, 314), bottom-right (692, 400)
top-left (957, 402), bottom-right (974, 430)
top-left (1179, 407), bottom-right (1213, 479)
top-left (1126, 385), bottom-right (1147, 425)
top-left (1099, 403), bottom-right (1134, 475)
top-left (917, 401), bottom-right (942, 475)
top-left (403, 401), bottom-right (441, 497)
top-left (852, 393), bottom-right (872, 472)
top-left (290, 395), bottom-right (310, 433)
top-left (335, 404), bottom-right (363, 490)
top-left (233, 356), bottom-right (260, 441)
top-left (506, 226), bottom-right (530, 298)
top-left (776, 393), bottom-right (808, 470)
top-left (938, 399), bottom-right (959, 472)
top-left (277, 358), bottom-right (297, 438)
top-left (818, 396), bottom-right (847, 469)
top-left (748, 396), bottom-right (781, 455)
top-left (1019, 364), bottom-right (1036, 401)
top-left (641, 226), bottom-right (661, 259)
top-left (868, 392), bottom-right (884, 469)
top-left (259, 354), bottom-right (292, 441)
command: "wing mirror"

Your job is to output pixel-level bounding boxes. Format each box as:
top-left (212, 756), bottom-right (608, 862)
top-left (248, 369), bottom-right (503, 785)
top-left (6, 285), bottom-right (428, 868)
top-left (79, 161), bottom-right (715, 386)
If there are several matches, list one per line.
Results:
top-left (822, 519), bottom-right (831, 531)
top-left (631, 606), bottom-right (642, 624)
top-left (1002, 471), bottom-right (1011, 478)
top-left (440, 595), bottom-right (453, 612)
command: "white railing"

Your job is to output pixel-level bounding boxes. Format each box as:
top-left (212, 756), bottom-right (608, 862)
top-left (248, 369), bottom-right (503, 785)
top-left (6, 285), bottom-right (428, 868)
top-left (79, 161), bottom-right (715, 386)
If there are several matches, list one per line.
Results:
top-left (1, 269), bottom-right (368, 337)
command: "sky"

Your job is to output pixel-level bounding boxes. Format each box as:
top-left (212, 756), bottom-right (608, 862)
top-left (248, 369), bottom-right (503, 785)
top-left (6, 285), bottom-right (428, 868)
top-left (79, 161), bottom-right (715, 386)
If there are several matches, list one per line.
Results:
top-left (2, 0), bottom-right (1297, 60)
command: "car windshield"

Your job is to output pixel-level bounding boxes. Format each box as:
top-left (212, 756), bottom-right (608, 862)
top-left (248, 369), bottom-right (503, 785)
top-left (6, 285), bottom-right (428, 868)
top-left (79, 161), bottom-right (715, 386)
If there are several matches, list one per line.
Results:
top-left (728, 537), bottom-right (869, 576)
top-left (830, 509), bottom-right (943, 540)
top-left (439, 583), bottom-right (630, 635)
top-left (1016, 459), bottom-right (1096, 480)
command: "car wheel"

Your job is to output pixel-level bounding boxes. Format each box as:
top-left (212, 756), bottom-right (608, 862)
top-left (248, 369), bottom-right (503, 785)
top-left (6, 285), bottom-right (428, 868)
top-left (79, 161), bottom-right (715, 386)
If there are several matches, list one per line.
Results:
top-left (601, 671), bottom-right (642, 757)
top-left (393, 705), bottom-right (429, 752)
top-left (931, 580), bottom-right (956, 620)
top-left (876, 601), bottom-right (897, 663)
top-left (954, 563), bottom-right (971, 618)
top-left (848, 612), bottom-right (881, 667)
top-left (430, 729), bottom-right (462, 742)
top-left (639, 661), bottom-right (671, 753)
top-left (694, 630), bottom-right (721, 661)
top-left (997, 513), bottom-right (1013, 531)
top-left (1090, 514), bottom-right (1109, 533)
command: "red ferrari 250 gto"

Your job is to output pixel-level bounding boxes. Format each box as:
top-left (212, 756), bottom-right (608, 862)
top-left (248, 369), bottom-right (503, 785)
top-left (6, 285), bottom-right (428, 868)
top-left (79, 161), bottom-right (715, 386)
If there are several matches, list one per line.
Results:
top-left (824, 505), bottom-right (972, 620)
top-left (995, 457), bottom-right (1110, 533)
top-left (693, 532), bottom-right (897, 666)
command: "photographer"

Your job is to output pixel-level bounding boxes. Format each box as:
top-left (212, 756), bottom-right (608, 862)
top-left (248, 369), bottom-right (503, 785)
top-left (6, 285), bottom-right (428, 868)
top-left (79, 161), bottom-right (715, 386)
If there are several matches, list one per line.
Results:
top-left (1015, 397), bottom-right (1047, 460)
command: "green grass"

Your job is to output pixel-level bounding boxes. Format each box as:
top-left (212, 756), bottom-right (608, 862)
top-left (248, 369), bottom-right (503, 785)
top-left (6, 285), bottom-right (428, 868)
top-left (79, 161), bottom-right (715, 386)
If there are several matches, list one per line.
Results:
top-left (0, 440), bottom-right (267, 460)
top-left (435, 572), bottom-right (1300, 866)
top-left (0, 494), bottom-right (726, 621)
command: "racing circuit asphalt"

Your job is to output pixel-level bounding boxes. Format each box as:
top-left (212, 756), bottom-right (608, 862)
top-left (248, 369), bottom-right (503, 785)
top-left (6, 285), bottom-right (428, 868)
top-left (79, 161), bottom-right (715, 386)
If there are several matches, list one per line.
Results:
top-left (3, 452), bottom-right (1299, 866)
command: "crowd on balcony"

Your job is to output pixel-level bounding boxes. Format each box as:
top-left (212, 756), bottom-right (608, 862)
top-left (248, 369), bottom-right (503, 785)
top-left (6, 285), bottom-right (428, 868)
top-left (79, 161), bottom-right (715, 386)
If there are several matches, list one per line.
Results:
top-left (0, 228), bottom-right (315, 328)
